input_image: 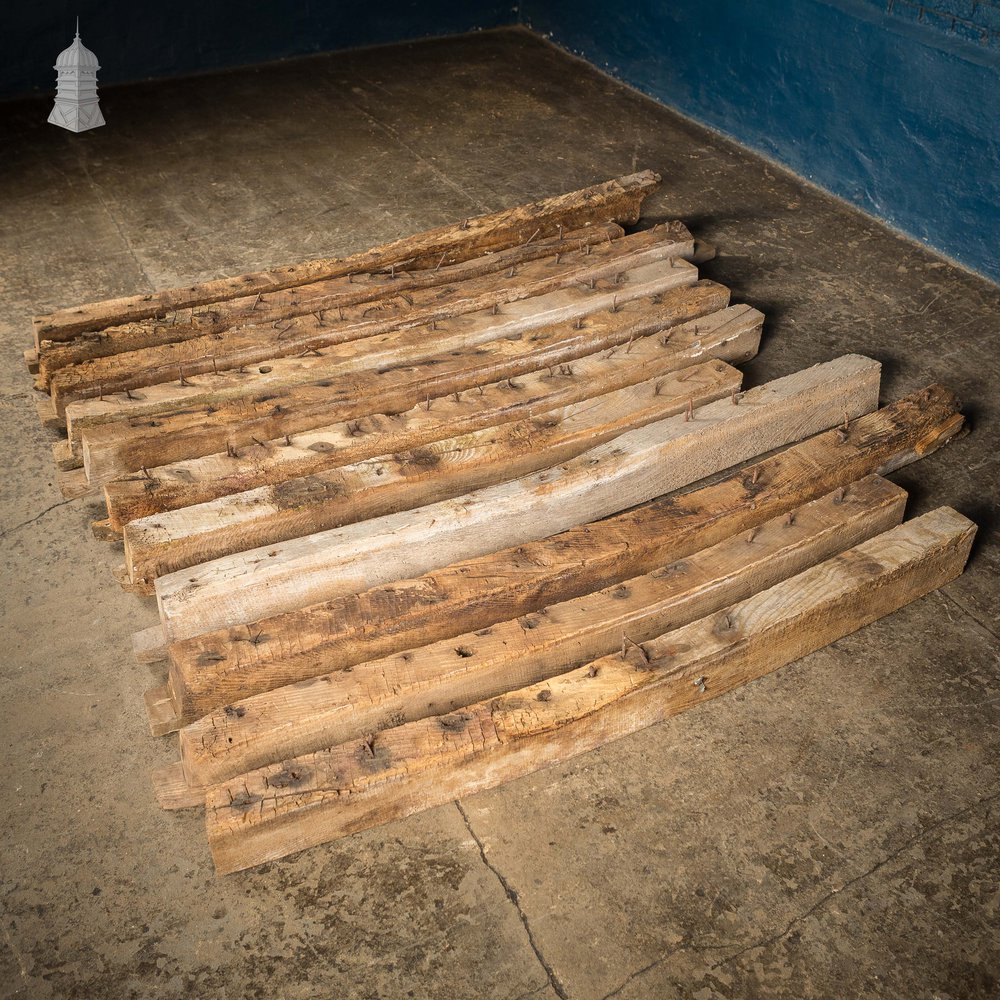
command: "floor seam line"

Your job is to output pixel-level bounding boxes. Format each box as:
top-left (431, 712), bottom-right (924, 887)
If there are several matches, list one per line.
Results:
top-left (596, 788), bottom-right (1000, 998)
top-left (1, 498), bottom-right (75, 539)
top-left (709, 787), bottom-right (1000, 970)
top-left (939, 587), bottom-right (999, 643)
top-left (335, 85), bottom-right (494, 215)
top-left (455, 800), bottom-right (569, 1000)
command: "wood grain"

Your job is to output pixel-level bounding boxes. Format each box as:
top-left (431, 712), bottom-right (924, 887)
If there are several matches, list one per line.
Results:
top-left (102, 305), bottom-right (762, 529)
top-left (80, 271), bottom-right (728, 485)
top-left (175, 476), bottom-right (906, 792)
top-left (154, 383), bottom-right (964, 723)
top-left (36, 223), bottom-right (625, 385)
top-left (33, 170), bottom-right (659, 345)
top-left (152, 354), bottom-right (882, 644)
top-left (123, 361), bottom-right (741, 588)
top-left (49, 224), bottom-right (690, 411)
top-left (205, 507), bottom-right (976, 874)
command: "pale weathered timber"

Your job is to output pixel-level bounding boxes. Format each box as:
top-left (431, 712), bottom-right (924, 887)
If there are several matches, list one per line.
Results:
top-left (32, 170), bottom-right (660, 346)
top-left (81, 273), bottom-right (729, 486)
top-left (172, 476), bottom-right (906, 793)
top-left (61, 248), bottom-right (702, 460)
top-left (153, 355), bottom-right (882, 644)
top-left (52, 439), bottom-right (79, 471)
top-left (54, 468), bottom-right (90, 500)
top-left (60, 245), bottom-right (696, 452)
top-left (134, 624), bottom-right (169, 665)
top-left (124, 361), bottom-right (742, 589)
top-left (35, 395), bottom-right (63, 432)
top-left (103, 306), bottom-right (763, 529)
top-left (205, 507), bottom-right (977, 874)
top-left (49, 224), bottom-right (691, 411)
top-left (35, 223), bottom-right (626, 385)
top-left (151, 383), bottom-right (965, 716)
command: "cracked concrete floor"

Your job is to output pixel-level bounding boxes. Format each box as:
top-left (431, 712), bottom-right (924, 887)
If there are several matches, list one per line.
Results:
top-left (1, 26), bottom-right (998, 1000)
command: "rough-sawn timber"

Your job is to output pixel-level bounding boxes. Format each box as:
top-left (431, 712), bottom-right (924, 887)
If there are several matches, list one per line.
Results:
top-left (205, 508), bottom-right (976, 874)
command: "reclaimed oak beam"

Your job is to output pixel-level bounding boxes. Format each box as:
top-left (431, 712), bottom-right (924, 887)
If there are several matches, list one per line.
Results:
top-left (123, 361), bottom-right (741, 589)
top-left (152, 354), bottom-right (881, 644)
top-left (32, 170), bottom-right (660, 346)
top-left (172, 476), bottom-right (906, 795)
top-left (80, 272), bottom-right (727, 486)
top-left (35, 223), bottom-right (625, 385)
top-left (150, 383), bottom-right (964, 721)
top-left (205, 507), bottom-right (976, 874)
top-left (48, 224), bottom-right (690, 411)
top-left (102, 306), bottom-right (763, 529)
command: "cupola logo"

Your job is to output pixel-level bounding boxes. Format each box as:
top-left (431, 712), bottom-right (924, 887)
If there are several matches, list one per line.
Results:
top-left (49, 18), bottom-right (105, 132)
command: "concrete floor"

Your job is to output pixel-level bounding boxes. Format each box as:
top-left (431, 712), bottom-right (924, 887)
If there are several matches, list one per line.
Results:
top-left (1, 26), bottom-right (997, 1000)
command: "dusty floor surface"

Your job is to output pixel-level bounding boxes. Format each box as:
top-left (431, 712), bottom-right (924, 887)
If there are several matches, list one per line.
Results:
top-left (1, 26), bottom-right (998, 1000)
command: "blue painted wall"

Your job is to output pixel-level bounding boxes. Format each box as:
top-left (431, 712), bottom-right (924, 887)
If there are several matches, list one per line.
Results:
top-left (0, 0), bottom-right (517, 100)
top-left (523, 0), bottom-right (1000, 282)
top-left (4, 1), bottom-right (996, 281)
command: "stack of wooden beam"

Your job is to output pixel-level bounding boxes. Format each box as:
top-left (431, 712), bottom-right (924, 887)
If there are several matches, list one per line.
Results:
top-left (27, 172), bottom-right (974, 875)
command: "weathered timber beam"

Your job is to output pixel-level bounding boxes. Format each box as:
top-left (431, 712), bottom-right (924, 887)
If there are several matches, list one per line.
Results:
top-left (81, 271), bottom-right (728, 486)
top-left (32, 170), bottom-right (660, 346)
top-left (171, 476), bottom-right (906, 794)
top-left (48, 223), bottom-right (690, 411)
top-left (205, 507), bottom-right (976, 874)
top-left (63, 236), bottom-right (700, 462)
top-left (35, 223), bottom-right (626, 385)
top-left (124, 361), bottom-right (740, 589)
top-left (152, 355), bottom-right (882, 644)
top-left (103, 306), bottom-right (763, 529)
top-left (151, 383), bottom-right (964, 716)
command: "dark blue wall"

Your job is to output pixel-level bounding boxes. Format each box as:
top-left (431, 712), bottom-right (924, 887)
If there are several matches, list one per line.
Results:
top-left (523, 0), bottom-right (1000, 282)
top-left (0, 0), bottom-right (516, 100)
